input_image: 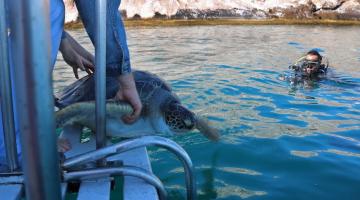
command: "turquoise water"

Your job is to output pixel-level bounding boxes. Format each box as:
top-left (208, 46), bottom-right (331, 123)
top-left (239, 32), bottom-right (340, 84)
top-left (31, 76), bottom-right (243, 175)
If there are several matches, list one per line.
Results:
top-left (55, 25), bottom-right (360, 200)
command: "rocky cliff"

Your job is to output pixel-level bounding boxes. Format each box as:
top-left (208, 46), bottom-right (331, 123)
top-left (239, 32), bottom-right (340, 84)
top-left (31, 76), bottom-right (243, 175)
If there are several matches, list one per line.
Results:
top-left (64, 0), bottom-right (360, 23)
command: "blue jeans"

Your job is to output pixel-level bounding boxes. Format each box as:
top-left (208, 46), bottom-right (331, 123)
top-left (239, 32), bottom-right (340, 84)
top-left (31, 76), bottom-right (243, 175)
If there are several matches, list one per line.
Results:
top-left (50, 0), bottom-right (65, 67)
top-left (75, 0), bottom-right (131, 76)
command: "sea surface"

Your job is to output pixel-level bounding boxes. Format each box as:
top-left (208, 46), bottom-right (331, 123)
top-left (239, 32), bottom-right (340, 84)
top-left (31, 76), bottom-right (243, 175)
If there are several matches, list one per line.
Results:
top-left (54, 25), bottom-right (360, 200)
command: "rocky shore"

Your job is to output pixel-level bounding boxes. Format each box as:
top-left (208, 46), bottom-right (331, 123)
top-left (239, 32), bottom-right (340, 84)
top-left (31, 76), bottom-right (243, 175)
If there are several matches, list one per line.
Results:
top-left (64, 0), bottom-right (360, 24)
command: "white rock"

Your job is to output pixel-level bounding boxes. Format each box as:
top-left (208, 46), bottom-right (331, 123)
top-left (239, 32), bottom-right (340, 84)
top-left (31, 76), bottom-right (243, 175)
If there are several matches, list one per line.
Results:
top-left (62, 0), bottom-right (360, 22)
top-left (64, 0), bottom-right (78, 23)
top-left (337, 0), bottom-right (360, 13)
top-left (311, 0), bottom-right (343, 10)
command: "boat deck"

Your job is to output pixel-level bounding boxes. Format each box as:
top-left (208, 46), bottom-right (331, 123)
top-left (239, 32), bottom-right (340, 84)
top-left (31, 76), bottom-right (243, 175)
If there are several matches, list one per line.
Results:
top-left (0, 127), bottom-right (159, 200)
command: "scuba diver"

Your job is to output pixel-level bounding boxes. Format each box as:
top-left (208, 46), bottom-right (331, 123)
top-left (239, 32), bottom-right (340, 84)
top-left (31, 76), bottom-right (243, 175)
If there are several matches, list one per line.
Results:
top-left (281, 50), bottom-right (358, 91)
top-left (289, 50), bottom-right (329, 78)
top-left (279, 50), bottom-right (329, 88)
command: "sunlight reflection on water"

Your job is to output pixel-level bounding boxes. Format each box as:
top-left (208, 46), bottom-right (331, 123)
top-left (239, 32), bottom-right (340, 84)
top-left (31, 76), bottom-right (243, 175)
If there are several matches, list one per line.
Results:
top-left (54, 25), bottom-right (360, 200)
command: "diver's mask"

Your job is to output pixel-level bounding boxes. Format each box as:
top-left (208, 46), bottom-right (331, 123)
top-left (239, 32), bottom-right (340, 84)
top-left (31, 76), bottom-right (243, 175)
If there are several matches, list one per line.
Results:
top-left (301, 60), bottom-right (321, 71)
top-left (290, 56), bottom-right (327, 73)
top-left (289, 59), bottom-right (320, 72)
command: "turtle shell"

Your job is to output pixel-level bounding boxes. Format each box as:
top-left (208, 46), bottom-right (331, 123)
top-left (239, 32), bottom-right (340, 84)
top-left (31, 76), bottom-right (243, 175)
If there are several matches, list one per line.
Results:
top-left (56, 70), bottom-right (177, 109)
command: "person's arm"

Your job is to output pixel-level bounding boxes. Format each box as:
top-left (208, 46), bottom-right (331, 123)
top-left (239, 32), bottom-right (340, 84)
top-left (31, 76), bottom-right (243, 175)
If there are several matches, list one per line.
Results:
top-left (114, 73), bottom-right (142, 124)
top-left (59, 31), bottom-right (95, 79)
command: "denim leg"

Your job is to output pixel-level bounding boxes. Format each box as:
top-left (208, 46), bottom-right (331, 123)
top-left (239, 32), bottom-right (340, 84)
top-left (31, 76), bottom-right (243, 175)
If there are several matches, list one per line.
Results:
top-left (0, 43), bottom-right (22, 169)
top-left (75, 0), bottom-right (131, 76)
top-left (50, 0), bottom-right (65, 68)
top-left (0, 106), bottom-right (6, 168)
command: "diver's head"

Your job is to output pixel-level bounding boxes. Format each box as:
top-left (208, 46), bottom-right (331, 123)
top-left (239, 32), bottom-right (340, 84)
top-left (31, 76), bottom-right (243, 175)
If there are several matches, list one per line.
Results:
top-left (302, 50), bottom-right (322, 75)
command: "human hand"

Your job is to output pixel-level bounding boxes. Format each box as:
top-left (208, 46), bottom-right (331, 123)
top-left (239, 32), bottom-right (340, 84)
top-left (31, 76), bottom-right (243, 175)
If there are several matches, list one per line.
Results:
top-left (59, 31), bottom-right (95, 79)
top-left (57, 137), bottom-right (71, 153)
top-left (115, 73), bottom-right (142, 124)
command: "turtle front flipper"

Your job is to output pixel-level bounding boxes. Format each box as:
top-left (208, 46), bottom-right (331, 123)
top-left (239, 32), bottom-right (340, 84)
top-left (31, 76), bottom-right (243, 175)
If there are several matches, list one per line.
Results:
top-left (194, 115), bottom-right (220, 141)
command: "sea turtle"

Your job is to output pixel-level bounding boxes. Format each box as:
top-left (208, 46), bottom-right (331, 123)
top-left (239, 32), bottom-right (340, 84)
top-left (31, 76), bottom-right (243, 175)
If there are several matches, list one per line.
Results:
top-left (55, 70), bottom-right (219, 141)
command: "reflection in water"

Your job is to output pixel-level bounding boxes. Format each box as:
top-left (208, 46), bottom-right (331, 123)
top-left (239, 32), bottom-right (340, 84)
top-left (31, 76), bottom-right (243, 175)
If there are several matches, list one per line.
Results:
top-left (218, 167), bottom-right (262, 176)
top-left (291, 150), bottom-right (319, 158)
top-left (214, 182), bottom-right (267, 199)
top-left (322, 149), bottom-right (360, 158)
top-left (291, 149), bottom-right (360, 159)
top-left (54, 25), bottom-right (360, 199)
top-left (198, 150), bottom-right (217, 200)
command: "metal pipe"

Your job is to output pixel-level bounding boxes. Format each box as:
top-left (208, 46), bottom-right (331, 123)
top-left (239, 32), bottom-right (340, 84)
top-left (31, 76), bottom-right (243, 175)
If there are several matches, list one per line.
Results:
top-left (0, 173), bottom-right (23, 184)
top-left (64, 166), bottom-right (167, 200)
top-left (95, 0), bottom-right (107, 167)
top-left (7, 0), bottom-right (61, 199)
top-left (0, 0), bottom-right (19, 171)
top-left (63, 136), bottom-right (197, 200)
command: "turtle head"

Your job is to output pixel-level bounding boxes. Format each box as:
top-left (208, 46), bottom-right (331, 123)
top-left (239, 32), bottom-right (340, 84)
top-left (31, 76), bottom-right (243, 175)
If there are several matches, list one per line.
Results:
top-left (161, 99), bottom-right (220, 141)
top-left (163, 102), bottom-right (196, 133)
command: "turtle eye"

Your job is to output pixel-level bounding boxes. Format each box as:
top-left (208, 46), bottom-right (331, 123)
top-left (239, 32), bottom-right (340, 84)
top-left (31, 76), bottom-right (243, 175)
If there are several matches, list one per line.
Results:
top-left (183, 118), bottom-right (194, 129)
top-left (164, 103), bottom-right (195, 132)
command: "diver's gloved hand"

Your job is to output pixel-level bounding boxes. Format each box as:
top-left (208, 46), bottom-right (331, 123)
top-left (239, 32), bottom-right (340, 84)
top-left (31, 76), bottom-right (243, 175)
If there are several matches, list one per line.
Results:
top-left (59, 31), bottom-right (95, 79)
top-left (115, 73), bottom-right (143, 124)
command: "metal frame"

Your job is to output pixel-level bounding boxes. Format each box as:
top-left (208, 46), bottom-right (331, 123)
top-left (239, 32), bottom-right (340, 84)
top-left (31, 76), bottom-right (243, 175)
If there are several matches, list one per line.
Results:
top-left (95, 0), bottom-right (107, 167)
top-left (63, 136), bottom-right (197, 200)
top-left (7, 0), bottom-right (61, 199)
top-left (0, 0), bottom-right (19, 172)
top-left (64, 166), bottom-right (167, 200)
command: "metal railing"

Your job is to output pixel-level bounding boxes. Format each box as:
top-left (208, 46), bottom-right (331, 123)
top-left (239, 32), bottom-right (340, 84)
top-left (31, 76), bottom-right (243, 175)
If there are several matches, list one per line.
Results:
top-left (7, 0), bottom-right (62, 199)
top-left (63, 136), bottom-right (197, 200)
top-left (95, 0), bottom-right (107, 166)
top-left (0, 0), bottom-right (18, 172)
top-left (64, 166), bottom-right (167, 200)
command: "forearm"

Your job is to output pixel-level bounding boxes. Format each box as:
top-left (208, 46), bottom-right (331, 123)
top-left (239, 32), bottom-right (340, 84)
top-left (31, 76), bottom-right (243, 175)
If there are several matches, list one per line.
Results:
top-left (60, 31), bottom-right (84, 53)
top-left (118, 73), bottom-right (136, 89)
top-left (115, 72), bottom-right (142, 124)
top-left (59, 31), bottom-right (69, 54)
top-left (59, 31), bottom-right (95, 78)
top-left (60, 31), bottom-right (87, 54)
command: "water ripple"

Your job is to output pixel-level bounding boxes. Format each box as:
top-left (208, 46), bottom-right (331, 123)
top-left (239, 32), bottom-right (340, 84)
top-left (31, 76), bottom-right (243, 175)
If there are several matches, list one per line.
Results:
top-left (54, 26), bottom-right (360, 200)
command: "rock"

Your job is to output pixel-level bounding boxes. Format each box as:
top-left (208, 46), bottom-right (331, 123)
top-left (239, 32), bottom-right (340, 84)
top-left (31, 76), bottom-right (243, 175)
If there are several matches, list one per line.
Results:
top-left (312, 0), bottom-right (360, 19)
top-left (64, 0), bottom-right (78, 23)
top-left (312, 0), bottom-right (344, 10)
top-left (63, 0), bottom-right (360, 23)
top-left (269, 2), bottom-right (316, 19)
top-left (171, 8), bottom-right (268, 19)
top-left (336, 0), bottom-right (360, 19)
